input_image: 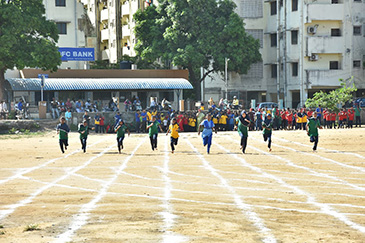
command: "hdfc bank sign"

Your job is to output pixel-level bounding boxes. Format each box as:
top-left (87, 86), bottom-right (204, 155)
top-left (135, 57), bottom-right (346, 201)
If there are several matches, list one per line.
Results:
top-left (59, 48), bottom-right (95, 61)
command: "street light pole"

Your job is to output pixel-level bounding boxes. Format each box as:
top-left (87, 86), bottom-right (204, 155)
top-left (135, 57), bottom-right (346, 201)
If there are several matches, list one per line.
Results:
top-left (225, 57), bottom-right (230, 100)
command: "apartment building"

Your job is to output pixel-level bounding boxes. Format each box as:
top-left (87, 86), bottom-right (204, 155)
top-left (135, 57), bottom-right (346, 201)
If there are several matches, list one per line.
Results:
top-left (79, 0), bottom-right (149, 64)
top-left (203, 0), bottom-right (365, 108)
top-left (44, 0), bottom-right (88, 69)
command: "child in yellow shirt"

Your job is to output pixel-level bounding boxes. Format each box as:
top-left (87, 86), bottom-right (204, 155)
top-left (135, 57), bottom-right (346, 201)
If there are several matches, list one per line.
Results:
top-left (166, 118), bottom-right (180, 153)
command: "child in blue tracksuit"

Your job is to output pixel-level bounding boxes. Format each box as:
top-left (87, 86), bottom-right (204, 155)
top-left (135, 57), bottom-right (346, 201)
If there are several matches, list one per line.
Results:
top-left (198, 113), bottom-right (217, 154)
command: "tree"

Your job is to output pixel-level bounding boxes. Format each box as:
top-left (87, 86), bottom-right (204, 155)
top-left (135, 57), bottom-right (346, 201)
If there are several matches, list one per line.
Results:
top-left (0, 0), bottom-right (61, 101)
top-left (134, 0), bottom-right (261, 100)
top-left (305, 78), bottom-right (357, 112)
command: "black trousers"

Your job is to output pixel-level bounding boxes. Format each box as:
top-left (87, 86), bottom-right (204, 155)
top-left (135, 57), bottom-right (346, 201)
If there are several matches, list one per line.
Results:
top-left (310, 135), bottom-right (319, 151)
top-left (263, 134), bottom-right (272, 149)
top-left (240, 135), bottom-right (248, 153)
top-left (117, 136), bottom-right (125, 151)
top-left (80, 138), bottom-right (87, 152)
top-left (150, 133), bottom-right (158, 150)
top-left (355, 116), bottom-right (361, 127)
top-left (170, 137), bottom-right (178, 151)
top-left (59, 139), bottom-right (68, 153)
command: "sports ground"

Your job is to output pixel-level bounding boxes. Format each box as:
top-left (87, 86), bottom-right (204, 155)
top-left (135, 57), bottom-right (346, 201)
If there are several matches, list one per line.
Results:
top-left (0, 128), bottom-right (364, 242)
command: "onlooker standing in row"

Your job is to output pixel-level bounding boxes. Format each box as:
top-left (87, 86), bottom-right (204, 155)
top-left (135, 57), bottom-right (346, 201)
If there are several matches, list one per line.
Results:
top-left (355, 104), bottom-right (361, 127)
top-left (0, 100), bottom-right (8, 119)
top-left (51, 97), bottom-right (59, 119)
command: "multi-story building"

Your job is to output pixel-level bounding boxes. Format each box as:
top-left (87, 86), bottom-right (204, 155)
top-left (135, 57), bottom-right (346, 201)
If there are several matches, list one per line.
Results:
top-left (79, 0), bottom-right (149, 64)
top-left (44, 0), bottom-right (88, 69)
top-left (203, 0), bottom-right (365, 108)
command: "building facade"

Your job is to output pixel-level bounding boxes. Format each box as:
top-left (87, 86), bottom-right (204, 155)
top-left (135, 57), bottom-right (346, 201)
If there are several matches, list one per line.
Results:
top-left (44, 0), bottom-right (88, 69)
top-left (203, 0), bottom-right (365, 108)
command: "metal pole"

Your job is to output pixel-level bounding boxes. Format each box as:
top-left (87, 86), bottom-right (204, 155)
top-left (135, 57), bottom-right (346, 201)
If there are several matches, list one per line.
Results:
top-left (225, 58), bottom-right (229, 100)
top-left (41, 75), bottom-right (45, 102)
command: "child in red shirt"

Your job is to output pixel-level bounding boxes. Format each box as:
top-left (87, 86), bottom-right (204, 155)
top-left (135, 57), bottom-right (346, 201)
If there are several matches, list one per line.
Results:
top-left (347, 108), bottom-right (355, 129)
top-left (329, 111), bottom-right (337, 129)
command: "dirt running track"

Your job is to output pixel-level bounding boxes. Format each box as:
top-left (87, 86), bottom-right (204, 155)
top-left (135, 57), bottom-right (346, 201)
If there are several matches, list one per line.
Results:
top-left (0, 128), bottom-right (364, 243)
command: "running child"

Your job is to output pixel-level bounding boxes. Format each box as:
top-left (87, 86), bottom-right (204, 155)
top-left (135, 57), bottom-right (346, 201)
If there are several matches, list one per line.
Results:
top-left (56, 116), bottom-right (70, 153)
top-left (115, 119), bottom-right (130, 154)
top-left (198, 113), bottom-right (217, 154)
top-left (235, 111), bottom-right (251, 154)
top-left (166, 117), bottom-right (179, 153)
top-left (78, 120), bottom-right (94, 153)
top-left (147, 115), bottom-right (163, 151)
top-left (306, 112), bottom-right (322, 151)
top-left (262, 113), bottom-right (273, 152)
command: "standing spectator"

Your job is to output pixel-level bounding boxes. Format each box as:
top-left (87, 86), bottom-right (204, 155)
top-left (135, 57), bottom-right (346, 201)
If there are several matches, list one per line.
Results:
top-left (94, 113), bottom-right (100, 133)
top-left (177, 112), bottom-right (184, 132)
top-left (124, 99), bottom-right (131, 112)
top-left (135, 111), bottom-right (141, 133)
top-left (188, 114), bottom-right (196, 132)
top-left (99, 114), bottom-right (105, 133)
top-left (302, 108), bottom-right (307, 130)
top-left (65, 108), bottom-right (72, 126)
top-left (338, 109), bottom-right (345, 128)
top-left (255, 109), bottom-right (263, 131)
top-left (281, 109), bottom-right (287, 130)
top-left (114, 111), bottom-right (121, 126)
top-left (51, 97), bottom-right (59, 119)
top-left (83, 111), bottom-right (91, 127)
top-left (348, 108), bottom-right (354, 129)
top-left (208, 97), bottom-right (215, 110)
top-left (248, 109), bottom-right (255, 131)
top-left (286, 109), bottom-right (293, 130)
top-left (183, 114), bottom-right (189, 132)
top-left (316, 105), bottom-right (323, 125)
top-left (219, 112), bottom-right (228, 131)
top-left (141, 109), bottom-right (147, 133)
top-left (329, 110), bottom-right (337, 129)
top-left (150, 97), bottom-right (157, 110)
top-left (355, 104), bottom-right (361, 127)
top-left (227, 112), bottom-right (235, 131)
top-left (0, 100), bottom-right (8, 119)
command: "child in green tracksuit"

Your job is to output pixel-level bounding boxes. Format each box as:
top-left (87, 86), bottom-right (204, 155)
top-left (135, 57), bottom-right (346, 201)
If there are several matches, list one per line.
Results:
top-left (235, 111), bottom-right (251, 154)
top-left (147, 115), bottom-right (163, 151)
top-left (262, 113), bottom-right (273, 152)
top-left (56, 117), bottom-right (70, 153)
top-left (115, 119), bottom-right (130, 154)
top-left (78, 120), bottom-right (93, 153)
top-left (306, 112), bottom-right (322, 151)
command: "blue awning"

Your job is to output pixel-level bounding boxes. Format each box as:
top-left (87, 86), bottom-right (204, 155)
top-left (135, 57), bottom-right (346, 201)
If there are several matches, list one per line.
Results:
top-left (6, 78), bottom-right (193, 91)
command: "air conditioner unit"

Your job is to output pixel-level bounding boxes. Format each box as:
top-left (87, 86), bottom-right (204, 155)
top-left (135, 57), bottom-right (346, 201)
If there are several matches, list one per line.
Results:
top-left (307, 26), bottom-right (317, 34)
top-left (309, 54), bottom-right (319, 61)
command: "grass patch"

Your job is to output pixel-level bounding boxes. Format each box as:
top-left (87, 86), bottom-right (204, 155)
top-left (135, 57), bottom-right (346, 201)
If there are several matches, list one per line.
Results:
top-left (0, 131), bottom-right (47, 140)
top-left (24, 224), bottom-right (40, 232)
top-left (0, 231), bottom-right (4, 235)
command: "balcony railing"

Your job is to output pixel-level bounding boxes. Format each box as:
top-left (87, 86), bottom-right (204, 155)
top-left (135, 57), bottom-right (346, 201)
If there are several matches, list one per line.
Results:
top-left (307, 36), bottom-right (344, 54)
top-left (307, 3), bottom-right (344, 22)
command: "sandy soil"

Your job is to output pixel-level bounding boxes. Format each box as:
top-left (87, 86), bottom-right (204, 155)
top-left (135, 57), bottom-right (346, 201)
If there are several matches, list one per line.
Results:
top-left (0, 127), bottom-right (364, 243)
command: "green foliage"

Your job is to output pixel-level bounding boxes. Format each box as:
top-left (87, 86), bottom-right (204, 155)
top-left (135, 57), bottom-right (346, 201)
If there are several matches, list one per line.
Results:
top-left (0, 0), bottom-right (61, 99)
top-left (134, 0), bottom-right (261, 99)
top-left (305, 79), bottom-right (357, 112)
top-left (7, 110), bottom-right (16, 120)
top-left (8, 128), bottom-right (17, 134)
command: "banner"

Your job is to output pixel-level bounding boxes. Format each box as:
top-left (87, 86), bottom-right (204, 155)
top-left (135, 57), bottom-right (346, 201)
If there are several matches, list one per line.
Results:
top-left (59, 47), bottom-right (95, 61)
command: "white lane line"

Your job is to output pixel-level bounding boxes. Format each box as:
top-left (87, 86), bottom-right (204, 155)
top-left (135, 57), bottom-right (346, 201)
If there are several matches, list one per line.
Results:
top-left (159, 136), bottom-right (187, 243)
top-left (215, 142), bottom-right (365, 234)
top-left (0, 138), bottom-right (106, 185)
top-left (54, 138), bottom-right (145, 243)
top-left (276, 137), bottom-right (365, 170)
top-left (249, 138), bottom-right (365, 192)
top-left (185, 139), bottom-right (277, 243)
top-left (0, 143), bottom-right (114, 221)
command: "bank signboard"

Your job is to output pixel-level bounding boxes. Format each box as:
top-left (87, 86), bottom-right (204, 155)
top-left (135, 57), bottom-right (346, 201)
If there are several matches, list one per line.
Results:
top-left (59, 48), bottom-right (95, 61)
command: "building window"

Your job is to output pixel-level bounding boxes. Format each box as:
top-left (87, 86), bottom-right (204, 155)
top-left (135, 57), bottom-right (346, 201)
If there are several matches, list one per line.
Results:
top-left (292, 0), bottom-right (298, 11)
top-left (329, 61), bottom-right (339, 70)
top-left (291, 30), bottom-right (298, 45)
top-left (332, 0), bottom-right (339, 4)
top-left (331, 28), bottom-right (341, 36)
top-left (353, 60), bottom-right (361, 68)
top-left (292, 63), bottom-right (298, 76)
top-left (56, 22), bottom-right (67, 35)
top-left (354, 26), bottom-right (362, 36)
top-left (271, 64), bottom-right (277, 78)
top-left (270, 33), bottom-right (277, 47)
top-left (270, 1), bottom-right (277, 16)
top-left (55, 0), bottom-right (66, 7)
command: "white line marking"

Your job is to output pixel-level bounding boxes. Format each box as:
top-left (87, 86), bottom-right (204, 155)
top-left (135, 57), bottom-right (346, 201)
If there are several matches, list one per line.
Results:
top-left (54, 138), bottom-right (145, 243)
top-left (159, 136), bottom-right (187, 243)
top-left (215, 141), bottom-right (365, 234)
top-left (185, 139), bottom-right (277, 243)
top-left (0, 138), bottom-right (106, 185)
top-left (0, 143), bottom-right (114, 221)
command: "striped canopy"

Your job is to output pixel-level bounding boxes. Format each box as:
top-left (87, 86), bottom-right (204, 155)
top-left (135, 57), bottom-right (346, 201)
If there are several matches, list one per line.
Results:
top-left (6, 78), bottom-right (193, 91)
